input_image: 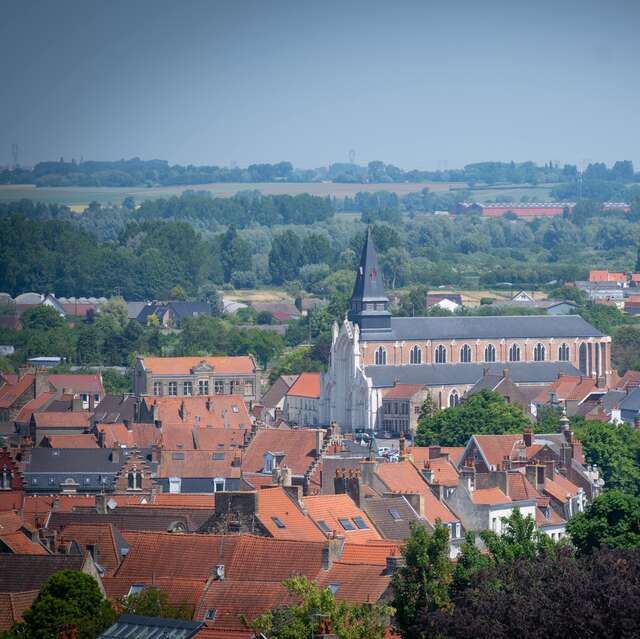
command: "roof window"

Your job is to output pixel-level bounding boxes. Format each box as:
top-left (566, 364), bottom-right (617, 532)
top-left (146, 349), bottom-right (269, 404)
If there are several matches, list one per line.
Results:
top-left (388, 508), bottom-right (402, 521)
top-left (271, 516), bottom-right (286, 529)
top-left (338, 517), bottom-right (355, 531)
top-left (317, 519), bottom-right (331, 534)
top-left (352, 516), bottom-right (368, 529)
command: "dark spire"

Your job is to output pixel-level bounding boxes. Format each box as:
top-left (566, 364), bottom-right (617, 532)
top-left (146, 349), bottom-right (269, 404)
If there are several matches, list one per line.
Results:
top-left (348, 227), bottom-right (391, 332)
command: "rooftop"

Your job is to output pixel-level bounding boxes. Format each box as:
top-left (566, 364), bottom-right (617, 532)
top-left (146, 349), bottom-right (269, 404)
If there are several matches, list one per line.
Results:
top-left (139, 356), bottom-right (256, 376)
top-left (286, 372), bottom-right (321, 399)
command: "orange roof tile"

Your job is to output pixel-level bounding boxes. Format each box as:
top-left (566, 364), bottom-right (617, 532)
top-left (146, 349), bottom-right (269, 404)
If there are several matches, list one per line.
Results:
top-left (472, 434), bottom-right (522, 468)
top-left (48, 374), bottom-right (104, 395)
top-left (535, 375), bottom-right (598, 403)
top-left (192, 428), bottom-right (247, 451)
top-left (507, 473), bottom-right (541, 501)
top-left (316, 561), bottom-right (390, 603)
top-left (145, 396), bottom-right (251, 430)
top-left (140, 356), bottom-right (256, 376)
top-left (303, 494), bottom-right (381, 541)
top-left (0, 591), bottom-right (39, 632)
top-left (33, 411), bottom-right (91, 429)
top-left (157, 450), bottom-right (240, 478)
top-left (0, 511), bottom-right (24, 534)
top-left (195, 630), bottom-right (253, 639)
top-left (471, 487), bottom-right (511, 505)
top-left (383, 384), bottom-right (424, 400)
top-left (97, 422), bottom-right (162, 449)
top-left (15, 392), bottom-right (56, 423)
top-left (0, 375), bottom-right (33, 409)
top-left (240, 473), bottom-right (276, 489)
top-left (0, 532), bottom-right (49, 555)
top-left (58, 523), bottom-right (121, 575)
top-left (340, 541), bottom-right (402, 565)
top-left (103, 576), bottom-right (206, 612)
top-left (376, 461), bottom-right (458, 524)
top-left (589, 270), bottom-right (626, 283)
top-left (256, 487), bottom-right (325, 541)
top-left (544, 475), bottom-right (579, 503)
top-left (286, 373), bottom-right (321, 399)
top-left (149, 494), bottom-right (216, 508)
top-left (425, 457), bottom-right (459, 487)
top-left (241, 428), bottom-right (320, 476)
top-left (42, 434), bottom-right (98, 448)
top-left (407, 446), bottom-right (464, 467)
top-left (0, 493), bottom-right (23, 513)
top-left (536, 506), bottom-right (566, 528)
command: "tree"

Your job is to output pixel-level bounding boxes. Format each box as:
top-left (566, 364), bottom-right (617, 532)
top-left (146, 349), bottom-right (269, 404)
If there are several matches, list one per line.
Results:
top-left (246, 576), bottom-right (392, 639)
top-left (391, 523), bottom-right (453, 639)
top-left (5, 570), bottom-right (115, 639)
top-left (221, 225), bottom-right (251, 283)
top-left (399, 285), bottom-right (428, 317)
top-left (169, 285), bottom-right (187, 301)
top-left (99, 297), bottom-right (129, 330)
top-left (567, 490), bottom-right (640, 554)
top-left (612, 325), bottom-right (640, 374)
top-left (415, 390), bottom-right (531, 447)
top-left (118, 588), bottom-right (192, 620)
top-left (269, 231), bottom-right (303, 284)
top-left (20, 305), bottom-right (64, 331)
top-left (417, 392), bottom-right (438, 422)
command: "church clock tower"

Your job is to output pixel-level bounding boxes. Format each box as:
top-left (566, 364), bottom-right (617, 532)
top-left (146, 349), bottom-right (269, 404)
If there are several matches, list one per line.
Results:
top-left (347, 227), bottom-right (391, 333)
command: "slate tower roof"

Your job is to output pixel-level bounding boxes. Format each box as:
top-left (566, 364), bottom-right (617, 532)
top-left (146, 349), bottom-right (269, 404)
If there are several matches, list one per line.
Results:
top-left (348, 228), bottom-right (391, 333)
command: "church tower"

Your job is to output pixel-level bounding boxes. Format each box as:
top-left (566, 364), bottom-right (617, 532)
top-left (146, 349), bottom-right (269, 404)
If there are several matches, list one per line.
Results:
top-left (348, 228), bottom-right (391, 333)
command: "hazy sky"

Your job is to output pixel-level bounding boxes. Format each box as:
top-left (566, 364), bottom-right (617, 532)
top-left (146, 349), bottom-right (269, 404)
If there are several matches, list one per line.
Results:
top-left (1, 0), bottom-right (639, 169)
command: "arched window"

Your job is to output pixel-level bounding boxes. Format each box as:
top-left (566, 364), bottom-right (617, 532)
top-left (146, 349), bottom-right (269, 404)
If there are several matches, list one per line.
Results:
top-left (534, 343), bottom-right (545, 362)
top-left (484, 344), bottom-right (496, 363)
top-left (127, 468), bottom-right (142, 490)
top-left (374, 347), bottom-right (387, 366)
top-left (509, 344), bottom-right (520, 362)
top-left (460, 344), bottom-right (472, 363)
top-left (558, 343), bottom-right (570, 362)
top-left (435, 345), bottom-right (447, 364)
top-left (579, 343), bottom-right (588, 374)
top-left (449, 390), bottom-right (460, 407)
top-left (410, 345), bottom-right (422, 364)
top-left (127, 471), bottom-right (134, 490)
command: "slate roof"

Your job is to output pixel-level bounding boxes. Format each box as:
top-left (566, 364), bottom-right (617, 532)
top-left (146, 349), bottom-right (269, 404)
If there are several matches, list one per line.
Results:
top-left (366, 361), bottom-right (582, 389)
top-left (620, 387), bottom-right (640, 412)
top-left (0, 554), bottom-right (84, 592)
top-left (361, 496), bottom-right (425, 540)
top-left (22, 447), bottom-right (127, 473)
top-left (351, 228), bottom-right (388, 304)
top-left (92, 395), bottom-right (138, 424)
top-left (260, 376), bottom-right (297, 409)
top-left (361, 314), bottom-right (602, 342)
top-left (100, 615), bottom-right (202, 639)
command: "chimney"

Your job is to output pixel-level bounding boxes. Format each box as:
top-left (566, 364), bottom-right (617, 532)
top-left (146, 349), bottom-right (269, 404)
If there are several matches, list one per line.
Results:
top-left (401, 492), bottom-right (425, 517)
top-left (206, 398), bottom-right (212, 412)
top-left (123, 419), bottom-right (132, 432)
top-left (525, 464), bottom-right (543, 490)
top-left (110, 444), bottom-right (119, 464)
top-left (398, 432), bottom-right (408, 461)
top-left (385, 553), bottom-right (405, 575)
top-left (543, 460), bottom-right (556, 480)
top-left (502, 368), bottom-right (509, 380)
top-left (334, 468), bottom-right (361, 508)
top-left (72, 396), bottom-right (83, 412)
top-left (152, 402), bottom-right (159, 422)
top-left (428, 446), bottom-right (442, 459)
top-left (34, 370), bottom-right (49, 397)
top-left (322, 536), bottom-right (345, 570)
top-left (501, 455), bottom-right (512, 471)
top-left (421, 461), bottom-right (433, 483)
top-left (231, 450), bottom-right (241, 468)
top-left (96, 493), bottom-right (109, 515)
top-left (315, 429), bottom-right (324, 459)
top-left (523, 428), bottom-right (533, 448)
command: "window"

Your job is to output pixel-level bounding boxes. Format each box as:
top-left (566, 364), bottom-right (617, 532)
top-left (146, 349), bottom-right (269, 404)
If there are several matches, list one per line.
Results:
top-left (232, 405), bottom-right (239, 413)
top-left (168, 382), bottom-right (178, 396)
top-left (558, 343), bottom-right (570, 361)
top-left (338, 517), bottom-right (355, 531)
top-left (374, 347), bottom-right (387, 366)
top-left (328, 583), bottom-right (340, 595)
top-left (455, 523), bottom-right (461, 538)
top-left (459, 344), bottom-right (472, 363)
top-left (169, 477), bottom-right (181, 494)
top-left (183, 381), bottom-right (193, 396)
top-left (244, 382), bottom-right (254, 396)
top-left (213, 478), bottom-right (225, 492)
top-left (271, 516), bottom-right (286, 529)
top-left (352, 516), bottom-right (369, 529)
top-left (484, 344), bottom-right (496, 362)
top-left (198, 380), bottom-right (209, 395)
top-left (435, 345), bottom-right (447, 364)
top-left (0, 465), bottom-right (12, 490)
top-left (213, 452), bottom-right (225, 461)
top-left (82, 393), bottom-right (89, 409)
top-left (153, 382), bottom-right (163, 396)
top-left (317, 519), bottom-right (331, 534)
top-left (94, 393), bottom-right (101, 405)
top-left (214, 380), bottom-right (225, 394)
top-left (86, 543), bottom-right (96, 560)
top-left (534, 343), bottom-right (545, 362)
top-left (48, 476), bottom-right (55, 485)
top-left (579, 343), bottom-right (588, 374)
top-left (509, 344), bottom-right (520, 362)
top-left (388, 508), bottom-right (401, 521)
top-left (410, 345), bottom-right (422, 364)
top-left (172, 452), bottom-right (185, 460)
top-left (205, 609), bottom-right (217, 621)
top-left (84, 477), bottom-right (91, 485)
top-left (127, 584), bottom-right (145, 597)
top-left (127, 470), bottom-right (142, 490)
top-left (449, 390), bottom-right (460, 407)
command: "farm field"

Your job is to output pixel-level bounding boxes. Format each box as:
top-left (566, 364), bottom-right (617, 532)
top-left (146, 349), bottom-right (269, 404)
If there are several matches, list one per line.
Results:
top-left (0, 181), bottom-right (460, 208)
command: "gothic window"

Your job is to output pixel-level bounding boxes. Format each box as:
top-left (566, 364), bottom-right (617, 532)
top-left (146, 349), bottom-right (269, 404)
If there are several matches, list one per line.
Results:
top-left (558, 343), bottom-right (570, 362)
top-left (534, 343), bottom-right (546, 362)
top-left (374, 347), bottom-right (387, 366)
top-left (127, 469), bottom-right (142, 490)
top-left (484, 344), bottom-right (496, 362)
top-left (435, 345), bottom-right (447, 364)
top-left (460, 344), bottom-right (472, 363)
top-left (579, 343), bottom-right (588, 374)
top-left (449, 390), bottom-right (460, 407)
top-left (509, 344), bottom-right (520, 362)
top-left (410, 345), bottom-right (422, 364)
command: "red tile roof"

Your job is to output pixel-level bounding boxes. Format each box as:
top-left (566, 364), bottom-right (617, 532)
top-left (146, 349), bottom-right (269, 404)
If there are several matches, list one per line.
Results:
top-left (22, 495), bottom-right (96, 527)
top-left (0, 375), bottom-right (33, 409)
top-left (536, 506), bottom-right (566, 528)
top-left (58, 523), bottom-right (121, 575)
top-left (195, 630), bottom-right (252, 639)
top-left (408, 446), bottom-right (464, 467)
top-left (425, 457), bottom-right (459, 487)
top-left (286, 373), bottom-right (321, 399)
top-left (157, 450), bottom-right (240, 478)
top-left (376, 461), bottom-right (458, 524)
top-left (383, 384), bottom-right (424, 400)
top-left (0, 532), bottom-right (49, 555)
top-left (191, 427), bottom-right (246, 451)
top-left (471, 487), bottom-right (511, 505)
top-left (472, 434), bottom-right (522, 468)
top-left (534, 375), bottom-right (598, 403)
top-left (48, 374), bottom-right (104, 395)
top-left (256, 487), bottom-right (325, 541)
top-left (589, 270), bottom-right (626, 283)
top-left (544, 474), bottom-right (579, 503)
top-left (303, 494), bottom-right (381, 541)
top-left (14, 392), bottom-right (56, 423)
top-left (145, 396), bottom-right (251, 430)
top-left (340, 541), bottom-right (402, 565)
top-left (103, 576), bottom-right (206, 612)
top-left (241, 429), bottom-right (320, 476)
top-left (507, 473), bottom-right (541, 501)
top-left (0, 493), bottom-right (23, 513)
top-left (0, 511), bottom-right (24, 534)
top-left (42, 434), bottom-right (98, 448)
top-left (140, 356), bottom-right (256, 376)
top-left (33, 411), bottom-right (91, 429)
top-left (97, 422), bottom-right (162, 449)
top-left (316, 561), bottom-right (390, 603)
top-left (0, 591), bottom-right (39, 632)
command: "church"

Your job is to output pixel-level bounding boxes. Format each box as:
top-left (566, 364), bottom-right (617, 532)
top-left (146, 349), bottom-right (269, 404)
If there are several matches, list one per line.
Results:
top-left (319, 229), bottom-right (610, 433)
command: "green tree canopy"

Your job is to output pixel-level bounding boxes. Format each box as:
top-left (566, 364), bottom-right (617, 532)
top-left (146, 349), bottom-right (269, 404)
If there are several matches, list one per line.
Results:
top-left (118, 587), bottom-right (192, 620)
top-left (20, 305), bottom-right (64, 331)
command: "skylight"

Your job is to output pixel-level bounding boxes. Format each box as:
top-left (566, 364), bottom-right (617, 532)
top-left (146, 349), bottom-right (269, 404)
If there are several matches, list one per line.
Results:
top-left (388, 508), bottom-right (402, 521)
top-left (271, 516), bottom-right (286, 529)
top-left (352, 516), bottom-right (369, 529)
top-left (317, 519), bottom-right (331, 534)
top-left (338, 517), bottom-right (355, 531)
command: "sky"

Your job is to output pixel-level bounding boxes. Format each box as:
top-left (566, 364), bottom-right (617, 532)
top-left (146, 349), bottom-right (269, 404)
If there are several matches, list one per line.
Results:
top-left (1, 0), bottom-right (639, 170)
